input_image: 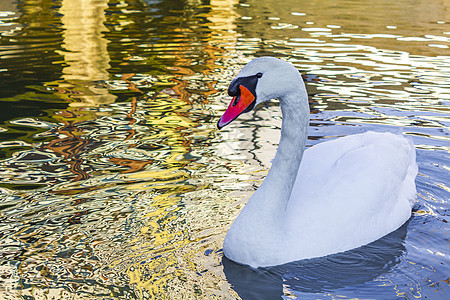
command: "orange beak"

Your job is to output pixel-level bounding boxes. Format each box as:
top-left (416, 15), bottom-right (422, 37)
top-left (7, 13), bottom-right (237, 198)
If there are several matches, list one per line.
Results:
top-left (217, 85), bottom-right (256, 129)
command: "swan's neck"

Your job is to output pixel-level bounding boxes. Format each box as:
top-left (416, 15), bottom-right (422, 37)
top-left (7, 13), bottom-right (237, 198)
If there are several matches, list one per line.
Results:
top-left (254, 91), bottom-right (309, 220)
top-left (225, 88), bottom-right (309, 265)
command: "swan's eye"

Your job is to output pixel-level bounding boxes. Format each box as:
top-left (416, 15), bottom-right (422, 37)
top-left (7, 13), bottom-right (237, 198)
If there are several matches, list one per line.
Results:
top-left (256, 72), bottom-right (263, 78)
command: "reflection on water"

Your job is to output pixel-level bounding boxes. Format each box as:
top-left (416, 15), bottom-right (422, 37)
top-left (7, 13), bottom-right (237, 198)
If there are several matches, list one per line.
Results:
top-left (58, 0), bottom-right (111, 82)
top-left (0, 0), bottom-right (449, 299)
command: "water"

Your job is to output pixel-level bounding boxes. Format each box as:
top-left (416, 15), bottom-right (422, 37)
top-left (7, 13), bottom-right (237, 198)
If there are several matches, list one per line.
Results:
top-left (0, 0), bottom-right (448, 299)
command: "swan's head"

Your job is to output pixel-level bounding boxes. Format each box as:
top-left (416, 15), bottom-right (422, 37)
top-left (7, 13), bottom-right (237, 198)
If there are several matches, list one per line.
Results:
top-left (217, 57), bottom-right (303, 129)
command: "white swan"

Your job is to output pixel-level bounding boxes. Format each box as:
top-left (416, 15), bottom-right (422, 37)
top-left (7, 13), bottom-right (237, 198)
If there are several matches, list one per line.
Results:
top-left (217, 57), bottom-right (418, 268)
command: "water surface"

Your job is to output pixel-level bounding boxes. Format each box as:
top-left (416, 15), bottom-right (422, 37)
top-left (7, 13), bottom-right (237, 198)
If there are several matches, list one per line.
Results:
top-left (0, 0), bottom-right (448, 299)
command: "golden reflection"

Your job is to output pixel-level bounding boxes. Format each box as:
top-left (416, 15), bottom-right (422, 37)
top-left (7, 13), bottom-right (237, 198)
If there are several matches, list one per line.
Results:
top-left (39, 0), bottom-right (120, 182)
top-left (104, 3), bottom-right (241, 297)
top-left (121, 188), bottom-right (239, 299)
top-left (58, 0), bottom-right (110, 81)
top-left (206, 0), bottom-right (239, 44)
top-left (52, 0), bottom-right (116, 106)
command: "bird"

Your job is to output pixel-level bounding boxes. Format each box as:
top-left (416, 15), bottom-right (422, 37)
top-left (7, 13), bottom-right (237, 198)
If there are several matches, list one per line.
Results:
top-left (217, 57), bottom-right (418, 268)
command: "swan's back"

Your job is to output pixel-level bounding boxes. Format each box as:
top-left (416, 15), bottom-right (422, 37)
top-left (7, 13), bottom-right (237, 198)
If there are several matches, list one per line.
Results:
top-left (285, 131), bottom-right (417, 261)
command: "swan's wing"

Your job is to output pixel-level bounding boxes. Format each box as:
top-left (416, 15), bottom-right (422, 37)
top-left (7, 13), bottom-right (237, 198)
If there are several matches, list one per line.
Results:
top-left (285, 131), bottom-right (417, 259)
